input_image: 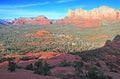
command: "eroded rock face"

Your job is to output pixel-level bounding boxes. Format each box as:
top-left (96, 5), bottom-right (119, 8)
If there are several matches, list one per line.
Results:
top-left (60, 6), bottom-right (120, 27)
top-left (13, 16), bottom-right (51, 25)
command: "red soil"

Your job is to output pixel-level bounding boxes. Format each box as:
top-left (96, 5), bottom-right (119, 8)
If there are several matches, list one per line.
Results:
top-left (0, 69), bottom-right (61, 79)
top-left (50, 67), bottom-right (76, 76)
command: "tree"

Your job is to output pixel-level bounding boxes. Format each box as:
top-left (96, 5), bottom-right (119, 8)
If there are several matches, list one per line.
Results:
top-left (26, 63), bottom-right (33, 70)
top-left (34, 60), bottom-right (50, 75)
top-left (8, 60), bottom-right (16, 72)
top-left (74, 61), bottom-right (84, 75)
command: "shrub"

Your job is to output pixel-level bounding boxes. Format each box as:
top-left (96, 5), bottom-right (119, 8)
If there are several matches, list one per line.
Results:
top-left (87, 70), bottom-right (98, 79)
top-left (26, 63), bottom-right (33, 70)
top-left (87, 70), bottom-right (113, 79)
top-left (43, 61), bottom-right (51, 75)
top-left (97, 75), bottom-right (113, 79)
top-left (8, 61), bottom-right (16, 72)
top-left (86, 65), bottom-right (113, 79)
top-left (34, 60), bottom-right (43, 68)
top-left (96, 62), bottom-right (101, 67)
top-left (34, 66), bottom-right (44, 75)
top-left (34, 60), bottom-right (51, 75)
top-left (74, 61), bottom-right (84, 74)
top-left (60, 59), bottom-right (71, 67)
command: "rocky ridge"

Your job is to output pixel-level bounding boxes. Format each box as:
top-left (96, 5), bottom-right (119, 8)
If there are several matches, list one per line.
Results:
top-left (13, 16), bottom-right (51, 25)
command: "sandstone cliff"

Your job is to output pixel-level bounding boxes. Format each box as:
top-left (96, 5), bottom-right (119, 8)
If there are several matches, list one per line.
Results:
top-left (61, 6), bottom-right (120, 27)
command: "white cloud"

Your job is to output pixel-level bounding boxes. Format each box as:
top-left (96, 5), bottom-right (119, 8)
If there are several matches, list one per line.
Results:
top-left (15, 2), bottom-right (49, 8)
top-left (57, 0), bottom-right (76, 3)
top-left (0, 2), bottom-right (49, 9)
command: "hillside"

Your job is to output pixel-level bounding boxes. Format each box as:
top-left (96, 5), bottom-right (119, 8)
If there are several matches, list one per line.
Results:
top-left (0, 23), bottom-right (120, 79)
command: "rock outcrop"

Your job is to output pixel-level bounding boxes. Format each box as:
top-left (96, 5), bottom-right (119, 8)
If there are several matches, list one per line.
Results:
top-left (25, 30), bottom-right (51, 37)
top-left (13, 16), bottom-right (51, 25)
top-left (60, 6), bottom-right (120, 27)
top-left (32, 16), bottom-right (51, 25)
top-left (13, 18), bottom-right (32, 25)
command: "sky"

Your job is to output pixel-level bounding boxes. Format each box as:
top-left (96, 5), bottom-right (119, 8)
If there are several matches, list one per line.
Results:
top-left (0, 0), bottom-right (120, 19)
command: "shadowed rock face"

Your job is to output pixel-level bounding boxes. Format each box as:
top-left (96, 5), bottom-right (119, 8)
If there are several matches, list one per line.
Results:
top-left (113, 35), bottom-right (120, 41)
top-left (103, 35), bottom-right (120, 68)
top-left (13, 16), bottom-right (51, 25)
top-left (60, 6), bottom-right (120, 27)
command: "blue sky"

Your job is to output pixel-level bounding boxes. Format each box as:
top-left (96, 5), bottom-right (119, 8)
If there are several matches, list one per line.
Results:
top-left (0, 0), bottom-right (120, 19)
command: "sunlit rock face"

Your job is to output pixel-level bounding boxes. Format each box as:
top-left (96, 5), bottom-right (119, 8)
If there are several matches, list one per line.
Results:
top-left (60, 6), bottom-right (120, 27)
top-left (32, 16), bottom-right (51, 25)
top-left (13, 18), bottom-right (32, 25)
top-left (13, 16), bottom-right (51, 25)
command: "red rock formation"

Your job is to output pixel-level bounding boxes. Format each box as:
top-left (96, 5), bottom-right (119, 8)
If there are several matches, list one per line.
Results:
top-left (67, 6), bottom-right (120, 21)
top-left (32, 16), bottom-right (50, 25)
top-left (34, 30), bottom-right (51, 36)
top-left (13, 17), bottom-right (32, 25)
top-left (60, 6), bottom-right (120, 27)
top-left (14, 16), bottom-right (51, 25)
top-left (25, 30), bottom-right (51, 37)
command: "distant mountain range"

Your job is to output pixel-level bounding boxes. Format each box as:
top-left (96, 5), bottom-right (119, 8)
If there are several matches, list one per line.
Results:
top-left (0, 17), bottom-right (58, 26)
top-left (0, 19), bottom-right (14, 26)
top-left (0, 6), bottom-right (120, 26)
